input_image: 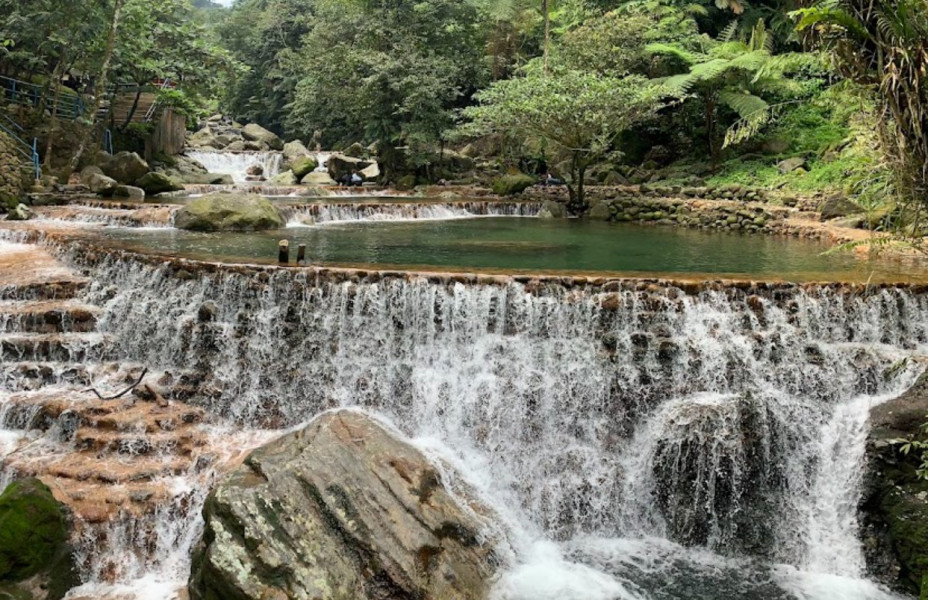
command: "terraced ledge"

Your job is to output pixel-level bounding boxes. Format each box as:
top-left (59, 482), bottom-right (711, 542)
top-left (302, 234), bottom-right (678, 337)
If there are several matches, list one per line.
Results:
top-left (0, 333), bottom-right (114, 363)
top-left (0, 240), bottom-right (89, 300)
top-left (0, 300), bottom-right (100, 333)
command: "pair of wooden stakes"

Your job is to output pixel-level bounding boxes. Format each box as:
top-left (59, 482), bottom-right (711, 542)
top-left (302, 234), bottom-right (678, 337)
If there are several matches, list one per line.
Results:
top-left (278, 240), bottom-right (308, 265)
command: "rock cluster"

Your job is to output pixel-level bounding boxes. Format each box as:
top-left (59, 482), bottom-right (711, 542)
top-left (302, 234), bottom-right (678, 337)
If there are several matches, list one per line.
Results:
top-left (79, 152), bottom-right (184, 198)
top-left (585, 194), bottom-right (786, 233)
top-left (189, 410), bottom-right (500, 600)
top-left (188, 116), bottom-right (283, 153)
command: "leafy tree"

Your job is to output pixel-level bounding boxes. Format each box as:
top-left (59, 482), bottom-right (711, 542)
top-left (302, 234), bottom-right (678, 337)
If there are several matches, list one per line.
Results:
top-left (218, 0), bottom-right (316, 134)
top-left (462, 67), bottom-right (661, 213)
top-left (286, 0), bottom-right (488, 178)
top-left (647, 20), bottom-right (820, 165)
top-left (793, 0), bottom-right (928, 229)
top-left (112, 0), bottom-right (235, 129)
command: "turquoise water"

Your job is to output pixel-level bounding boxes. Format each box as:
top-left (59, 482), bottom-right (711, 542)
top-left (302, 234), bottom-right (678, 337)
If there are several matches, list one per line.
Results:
top-left (99, 217), bottom-right (921, 282)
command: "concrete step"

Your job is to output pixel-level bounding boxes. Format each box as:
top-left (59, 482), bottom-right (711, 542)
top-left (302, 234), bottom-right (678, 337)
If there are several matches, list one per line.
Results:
top-left (0, 300), bottom-right (99, 333)
top-left (0, 361), bottom-right (144, 393)
top-left (0, 241), bottom-right (88, 301)
top-left (0, 333), bottom-right (113, 363)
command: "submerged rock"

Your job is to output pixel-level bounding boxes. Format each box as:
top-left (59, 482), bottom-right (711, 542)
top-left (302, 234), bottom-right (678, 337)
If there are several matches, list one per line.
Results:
top-left (0, 478), bottom-right (76, 599)
top-left (861, 371), bottom-right (928, 597)
top-left (188, 410), bottom-right (500, 600)
top-left (173, 193), bottom-right (285, 231)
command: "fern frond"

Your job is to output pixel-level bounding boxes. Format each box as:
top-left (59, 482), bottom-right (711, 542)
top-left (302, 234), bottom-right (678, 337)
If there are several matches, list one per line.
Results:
top-left (719, 90), bottom-right (769, 118)
top-left (719, 20), bottom-right (739, 42)
top-left (645, 43), bottom-right (700, 65)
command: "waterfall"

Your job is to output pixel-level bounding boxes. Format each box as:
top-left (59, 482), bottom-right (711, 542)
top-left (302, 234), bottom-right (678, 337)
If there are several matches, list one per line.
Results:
top-left (184, 151), bottom-right (282, 183)
top-left (283, 201), bottom-right (541, 225)
top-left (55, 247), bottom-right (924, 599)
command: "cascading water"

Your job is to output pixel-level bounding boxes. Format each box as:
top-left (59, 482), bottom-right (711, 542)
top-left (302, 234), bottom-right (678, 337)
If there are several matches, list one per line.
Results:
top-left (184, 150), bottom-right (282, 183)
top-left (283, 201), bottom-right (541, 225)
top-left (53, 245), bottom-right (927, 599)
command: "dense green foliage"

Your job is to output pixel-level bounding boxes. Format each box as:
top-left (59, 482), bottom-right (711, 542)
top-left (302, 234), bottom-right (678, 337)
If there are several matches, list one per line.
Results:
top-left (0, 0), bottom-right (233, 170)
top-left (794, 0), bottom-right (928, 233)
top-left (1, 0), bottom-right (925, 222)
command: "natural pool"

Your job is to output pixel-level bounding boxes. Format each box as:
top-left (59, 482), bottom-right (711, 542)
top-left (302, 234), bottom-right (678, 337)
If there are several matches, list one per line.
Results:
top-left (98, 217), bottom-right (924, 282)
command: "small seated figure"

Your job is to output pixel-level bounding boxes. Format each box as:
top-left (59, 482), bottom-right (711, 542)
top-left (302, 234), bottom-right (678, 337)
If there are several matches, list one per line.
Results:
top-left (350, 172), bottom-right (363, 187)
top-left (541, 172), bottom-right (564, 187)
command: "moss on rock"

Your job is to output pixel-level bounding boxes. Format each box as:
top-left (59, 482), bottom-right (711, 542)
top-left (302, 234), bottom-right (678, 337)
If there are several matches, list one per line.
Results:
top-left (291, 156), bottom-right (318, 179)
top-left (0, 479), bottom-right (68, 583)
top-left (492, 174), bottom-right (535, 196)
top-left (173, 194), bottom-right (285, 232)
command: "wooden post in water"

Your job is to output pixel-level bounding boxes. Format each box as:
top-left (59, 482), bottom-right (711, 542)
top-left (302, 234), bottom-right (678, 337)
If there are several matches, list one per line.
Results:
top-left (278, 240), bottom-right (290, 265)
top-left (296, 244), bottom-right (307, 265)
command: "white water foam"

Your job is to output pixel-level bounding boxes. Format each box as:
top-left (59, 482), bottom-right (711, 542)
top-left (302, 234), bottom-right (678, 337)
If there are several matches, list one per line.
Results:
top-left (35, 249), bottom-right (928, 599)
top-left (185, 151), bottom-right (283, 183)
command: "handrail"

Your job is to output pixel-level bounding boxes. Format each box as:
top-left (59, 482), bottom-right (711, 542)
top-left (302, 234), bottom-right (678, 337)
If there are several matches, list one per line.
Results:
top-left (0, 75), bottom-right (85, 120)
top-left (144, 78), bottom-right (172, 122)
top-left (0, 117), bottom-right (41, 180)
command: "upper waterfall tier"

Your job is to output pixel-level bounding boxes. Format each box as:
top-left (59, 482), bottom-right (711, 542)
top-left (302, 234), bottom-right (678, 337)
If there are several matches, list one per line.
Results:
top-left (184, 151), bottom-right (283, 183)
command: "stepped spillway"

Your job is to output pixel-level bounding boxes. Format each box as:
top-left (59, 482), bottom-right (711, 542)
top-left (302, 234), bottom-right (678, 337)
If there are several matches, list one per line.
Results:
top-left (0, 224), bottom-right (926, 598)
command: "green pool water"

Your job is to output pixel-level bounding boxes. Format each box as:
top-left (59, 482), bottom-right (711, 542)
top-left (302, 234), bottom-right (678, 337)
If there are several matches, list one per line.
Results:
top-left (98, 217), bottom-right (924, 282)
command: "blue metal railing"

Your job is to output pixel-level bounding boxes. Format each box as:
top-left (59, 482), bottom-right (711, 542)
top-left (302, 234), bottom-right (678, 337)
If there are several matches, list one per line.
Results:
top-left (0, 114), bottom-right (41, 181)
top-left (0, 75), bottom-right (86, 120)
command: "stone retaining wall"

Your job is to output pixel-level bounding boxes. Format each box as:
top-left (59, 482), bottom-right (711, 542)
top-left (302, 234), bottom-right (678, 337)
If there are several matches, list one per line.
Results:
top-left (0, 130), bottom-right (30, 210)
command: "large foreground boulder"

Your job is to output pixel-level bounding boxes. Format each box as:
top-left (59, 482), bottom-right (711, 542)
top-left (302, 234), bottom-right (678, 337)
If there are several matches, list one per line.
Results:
top-left (0, 478), bottom-right (76, 599)
top-left (102, 151), bottom-right (150, 185)
top-left (188, 411), bottom-right (500, 600)
top-left (173, 194), bottom-right (285, 231)
top-left (861, 372), bottom-right (928, 598)
top-left (241, 123), bottom-right (283, 151)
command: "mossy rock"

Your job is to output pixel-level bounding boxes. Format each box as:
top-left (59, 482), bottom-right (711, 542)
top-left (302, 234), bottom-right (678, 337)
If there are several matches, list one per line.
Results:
top-left (136, 172), bottom-right (183, 196)
top-left (291, 156), bottom-right (319, 179)
top-left (173, 194), bottom-right (285, 232)
top-left (395, 175), bottom-right (417, 191)
top-left (0, 479), bottom-right (68, 582)
top-left (492, 174), bottom-right (535, 196)
top-left (588, 202), bottom-right (611, 221)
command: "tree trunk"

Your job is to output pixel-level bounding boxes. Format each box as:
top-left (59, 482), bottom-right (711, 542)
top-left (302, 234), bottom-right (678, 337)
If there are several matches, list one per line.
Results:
top-left (44, 60), bottom-right (65, 168)
top-left (542, 0), bottom-right (550, 75)
top-left (566, 153), bottom-right (588, 215)
top-left (121, 87), bottom-right (143, 130)
top-left (705, 93), bottom-right (719, 170)
top-left (69, 0), bottom-right (125, 174)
